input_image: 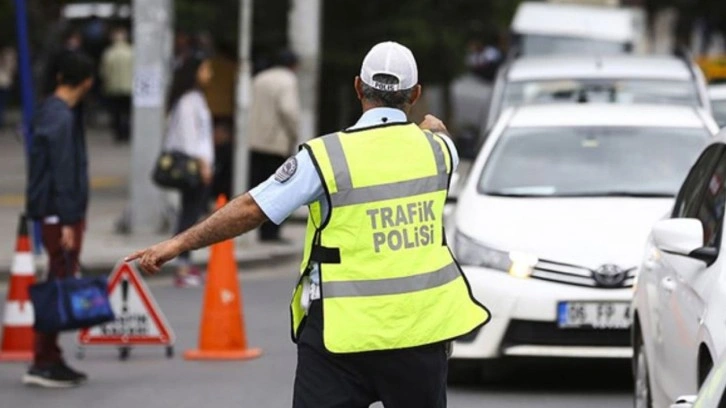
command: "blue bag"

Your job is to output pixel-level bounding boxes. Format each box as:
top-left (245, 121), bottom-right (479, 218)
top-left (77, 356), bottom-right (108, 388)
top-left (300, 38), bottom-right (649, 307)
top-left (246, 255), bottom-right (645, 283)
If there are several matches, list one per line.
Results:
top-left (29, 276), bottom-right (115, 333)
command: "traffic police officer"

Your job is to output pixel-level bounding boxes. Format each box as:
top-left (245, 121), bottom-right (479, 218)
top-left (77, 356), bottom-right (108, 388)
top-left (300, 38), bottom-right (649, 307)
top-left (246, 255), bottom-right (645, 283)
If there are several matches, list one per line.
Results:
top-left (128, 41), bottom-right (490, 408)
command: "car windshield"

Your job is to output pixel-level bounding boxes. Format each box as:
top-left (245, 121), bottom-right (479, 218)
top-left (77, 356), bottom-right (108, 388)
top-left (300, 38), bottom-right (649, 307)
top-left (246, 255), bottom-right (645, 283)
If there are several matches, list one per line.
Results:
top-left (479, 127), bottom-right (710, 197)
top-left (521, 35), bottom-right (627, 56)
top-left (712, 99), bottom-right (726, 127)
top-left (503, 79), bottom-right (701, 110)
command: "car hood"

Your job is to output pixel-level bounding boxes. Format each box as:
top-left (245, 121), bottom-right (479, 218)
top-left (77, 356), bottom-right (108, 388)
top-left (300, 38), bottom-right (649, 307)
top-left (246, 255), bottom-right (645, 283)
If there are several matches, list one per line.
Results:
top-left (454, 195), bottom-right (673, 269)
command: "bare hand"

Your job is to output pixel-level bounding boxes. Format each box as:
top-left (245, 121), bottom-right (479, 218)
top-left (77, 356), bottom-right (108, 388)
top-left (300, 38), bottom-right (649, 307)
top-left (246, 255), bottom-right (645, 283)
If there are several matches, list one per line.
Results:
top-left (125, 239), bottom-right (183, 274)
top-left (200, 161), bottom-right (213, 186)
top-left (418, 114), bottom-right (448, 134)
top-left (61, 226), bottom-right (75, 250)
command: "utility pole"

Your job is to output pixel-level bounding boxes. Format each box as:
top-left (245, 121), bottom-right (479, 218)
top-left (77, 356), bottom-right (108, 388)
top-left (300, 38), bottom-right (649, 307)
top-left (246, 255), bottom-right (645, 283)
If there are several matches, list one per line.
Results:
top-left (13, 0), bottom-right (42, 251)
top-left (233, 0), bottom-right (253, 197)
top-left (289, 0), bottom-right (322, 143)
top-left (129, 0), bottom-right (171, 232)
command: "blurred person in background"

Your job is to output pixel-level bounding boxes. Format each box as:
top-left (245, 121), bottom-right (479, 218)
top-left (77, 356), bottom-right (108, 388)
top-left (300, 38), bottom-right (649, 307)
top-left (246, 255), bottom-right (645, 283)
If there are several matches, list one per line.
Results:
top-left (42, 28), bottom-right (83, 97)
top-left (248, 49), bottom-right (300, 243)
top-left (0, 44), bottom-right (16, 129)
top-left (202, 40), bottom-right (237, 201)
top-left (24, 52), bottom-right (94, 388)
top-left (80, 17), bottom-right (108, 128)
top-left (81, 16), bottom-right (107, 63)
top-left (466, 34), bottom-right (503, 82)
top-left (164, 54), bottom-right (215, 288)
top-left (100, 27), bottom-right (133, 143)
top-left (173, 31), bottom-right (194, 69)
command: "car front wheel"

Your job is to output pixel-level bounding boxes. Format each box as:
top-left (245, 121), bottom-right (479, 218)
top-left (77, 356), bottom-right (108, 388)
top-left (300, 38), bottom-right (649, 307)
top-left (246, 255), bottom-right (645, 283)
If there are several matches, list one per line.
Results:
top-left (634, 333), bottom-right (653, 408)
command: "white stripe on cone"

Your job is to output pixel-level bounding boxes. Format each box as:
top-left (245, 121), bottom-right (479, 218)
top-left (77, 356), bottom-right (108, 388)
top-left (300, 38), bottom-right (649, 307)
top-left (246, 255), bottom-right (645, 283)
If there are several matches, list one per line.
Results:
top-left (2, 301), bottom-right (34, 326)
top-left (10, 253), bottom-right (35, 276)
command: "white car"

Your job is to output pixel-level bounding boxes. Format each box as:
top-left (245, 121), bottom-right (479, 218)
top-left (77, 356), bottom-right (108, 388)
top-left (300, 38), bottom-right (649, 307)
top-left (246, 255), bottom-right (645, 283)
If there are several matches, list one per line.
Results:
top-left (486, 55), bottom-right (712, 131)
top-left (668, 352), bottom-right (726, 408)
top-left (511, 1), bottom-right (647, 57)
top-left (633, 132), bottom-right (726, 408)
top-left (709, 85), bottom-right (726, 128)
top-left (448, 103), bottom-right (717, 383)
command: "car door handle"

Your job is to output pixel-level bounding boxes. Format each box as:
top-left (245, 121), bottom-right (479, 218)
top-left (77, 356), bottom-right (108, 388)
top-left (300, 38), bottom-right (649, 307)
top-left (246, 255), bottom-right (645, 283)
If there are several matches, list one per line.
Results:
top-left (661, 277), bottom-right (677, 293)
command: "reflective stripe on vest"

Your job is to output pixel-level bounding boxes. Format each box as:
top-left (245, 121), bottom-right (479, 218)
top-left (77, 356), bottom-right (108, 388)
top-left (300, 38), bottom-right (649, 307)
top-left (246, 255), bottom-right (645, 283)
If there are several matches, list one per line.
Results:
top-left (291, 123), bottom-right (490, 353)
top-left (323, 132), bottom-right (449, 207)
top-left (323, 262), bottom-right (460, 298)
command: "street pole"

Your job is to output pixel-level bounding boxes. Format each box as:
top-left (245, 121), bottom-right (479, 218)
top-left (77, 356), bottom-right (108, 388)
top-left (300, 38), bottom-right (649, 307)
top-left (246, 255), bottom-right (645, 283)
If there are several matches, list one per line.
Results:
top-left (129, 0), bottom-right (171, 232)
top-left (13, 0), bottom-right (34, 150)
top-left (233, 0), bottom-right (253, 197)
top-left (289, 0), bottom-right (322, 143)
top-left (13, 0), bottom-right (42, 252)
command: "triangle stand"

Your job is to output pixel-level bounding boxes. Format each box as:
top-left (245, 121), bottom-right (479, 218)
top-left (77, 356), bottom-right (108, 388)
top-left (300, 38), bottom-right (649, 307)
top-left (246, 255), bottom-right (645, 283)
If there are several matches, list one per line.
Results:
top-left (76, 261), bottom-right (176, 361)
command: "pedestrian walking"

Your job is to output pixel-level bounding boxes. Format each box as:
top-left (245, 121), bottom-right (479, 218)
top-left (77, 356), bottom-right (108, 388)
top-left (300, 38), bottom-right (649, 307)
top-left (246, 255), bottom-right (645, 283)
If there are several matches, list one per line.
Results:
top-left (24, 52), bottom-right (95, 388)
top-left (164, 54), bottom-right (215, 288)
top-left (248, 49), bottom-right (300, 242)
top-left (100, 27), bottom-right (133, 143)
top-left (128, 41), bottom-right (490, 407)
top-left (42, 28), bottom-right (83, 98)
top-left (0, 44), bottom-right (16, 129)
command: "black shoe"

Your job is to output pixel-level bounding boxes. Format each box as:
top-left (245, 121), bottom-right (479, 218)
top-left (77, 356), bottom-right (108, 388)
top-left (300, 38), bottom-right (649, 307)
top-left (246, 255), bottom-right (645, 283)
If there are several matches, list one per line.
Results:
top-left (22, 364), bottom-right (81, 388)
top-left (58, 361), bottom-right (88, 383)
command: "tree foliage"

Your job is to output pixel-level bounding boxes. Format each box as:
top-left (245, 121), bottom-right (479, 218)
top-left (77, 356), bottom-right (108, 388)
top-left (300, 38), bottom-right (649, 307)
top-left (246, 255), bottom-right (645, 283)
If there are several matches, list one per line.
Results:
top-left (173, 0), bottom-right (519, 131)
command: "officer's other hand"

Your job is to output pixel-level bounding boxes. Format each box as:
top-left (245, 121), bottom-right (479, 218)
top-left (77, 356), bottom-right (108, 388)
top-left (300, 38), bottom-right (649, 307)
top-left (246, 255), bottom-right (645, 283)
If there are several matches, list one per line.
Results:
top-left (60, 226), bottom-right (75, 250)
top-left (200, 161), bottom-right (213, 186)
top-left (418, 114), bottom-right (448, 134)
top-left (125, 238), bottom-right (183, 275)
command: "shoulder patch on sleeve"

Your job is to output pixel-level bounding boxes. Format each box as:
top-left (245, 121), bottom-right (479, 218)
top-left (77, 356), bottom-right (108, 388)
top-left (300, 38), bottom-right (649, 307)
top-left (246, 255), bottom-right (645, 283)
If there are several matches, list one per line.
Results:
top-left (274, 157), bottom-right (298, 183)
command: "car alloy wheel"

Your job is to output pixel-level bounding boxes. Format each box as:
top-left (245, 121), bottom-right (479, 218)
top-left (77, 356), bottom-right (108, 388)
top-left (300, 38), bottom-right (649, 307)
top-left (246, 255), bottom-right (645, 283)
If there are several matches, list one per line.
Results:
top-left (635, 336), bottom-right (652, 408)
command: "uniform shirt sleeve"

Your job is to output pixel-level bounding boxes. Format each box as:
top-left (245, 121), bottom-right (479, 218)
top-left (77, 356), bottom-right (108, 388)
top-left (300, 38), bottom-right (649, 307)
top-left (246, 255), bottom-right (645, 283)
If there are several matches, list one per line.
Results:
top-left (249, 149), bottom-right (323, 225)
top-left (435, 132), bottom-right (460, 173)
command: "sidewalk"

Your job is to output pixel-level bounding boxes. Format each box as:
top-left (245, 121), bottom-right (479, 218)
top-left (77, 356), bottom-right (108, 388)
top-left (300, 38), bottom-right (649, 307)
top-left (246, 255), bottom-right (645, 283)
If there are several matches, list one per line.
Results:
top-left (0, 124), bottom-right (305, 276)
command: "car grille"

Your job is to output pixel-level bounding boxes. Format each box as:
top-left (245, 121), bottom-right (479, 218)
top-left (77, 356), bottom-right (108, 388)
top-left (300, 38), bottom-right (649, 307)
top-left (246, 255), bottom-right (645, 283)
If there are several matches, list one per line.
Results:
top-left (502, 319), bottom-right (631, 347)
top-left (531, 259), bottom-right (636, 288)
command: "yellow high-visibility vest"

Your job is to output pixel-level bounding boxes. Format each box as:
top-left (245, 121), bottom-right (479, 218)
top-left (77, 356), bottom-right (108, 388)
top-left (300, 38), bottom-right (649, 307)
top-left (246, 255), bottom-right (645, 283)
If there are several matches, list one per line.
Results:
top-left (290, 122), bottom-right (490, 353)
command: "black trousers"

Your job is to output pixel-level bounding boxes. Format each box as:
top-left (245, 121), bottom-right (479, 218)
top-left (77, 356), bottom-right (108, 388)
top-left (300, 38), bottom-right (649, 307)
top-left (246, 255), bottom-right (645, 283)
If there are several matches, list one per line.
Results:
top-left (176, 184), bottom-right (209, 262)
top-left (107, 95), bottom-right (131, 142)
top-left (293, 301), bottom-right (448, 408)
top-left (249, 150), bottom-right (287, 241)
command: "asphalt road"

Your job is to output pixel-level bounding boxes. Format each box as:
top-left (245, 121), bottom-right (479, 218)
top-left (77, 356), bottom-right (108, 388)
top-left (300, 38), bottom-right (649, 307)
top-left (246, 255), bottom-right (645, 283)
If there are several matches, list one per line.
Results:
top-left (0, 259), bottom-right (632, 408)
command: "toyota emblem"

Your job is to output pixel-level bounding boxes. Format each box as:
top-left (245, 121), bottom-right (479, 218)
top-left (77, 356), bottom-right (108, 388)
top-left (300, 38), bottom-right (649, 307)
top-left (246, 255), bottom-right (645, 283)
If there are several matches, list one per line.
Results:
top-left (592, 264), bottom-right (627, 288)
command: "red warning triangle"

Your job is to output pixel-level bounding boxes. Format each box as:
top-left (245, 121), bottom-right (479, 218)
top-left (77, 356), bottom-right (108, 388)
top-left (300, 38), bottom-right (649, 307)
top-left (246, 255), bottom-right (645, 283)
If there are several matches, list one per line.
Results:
top-left (78, 262), bottom-right (175, 345)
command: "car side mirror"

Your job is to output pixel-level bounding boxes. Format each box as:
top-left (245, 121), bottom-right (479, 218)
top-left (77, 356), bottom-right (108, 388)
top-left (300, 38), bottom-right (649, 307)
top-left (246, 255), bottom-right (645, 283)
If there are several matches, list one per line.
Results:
top-left (652, 219), bottom-right (718, 266)
top-left (670, 395), bottom-right (697, 408)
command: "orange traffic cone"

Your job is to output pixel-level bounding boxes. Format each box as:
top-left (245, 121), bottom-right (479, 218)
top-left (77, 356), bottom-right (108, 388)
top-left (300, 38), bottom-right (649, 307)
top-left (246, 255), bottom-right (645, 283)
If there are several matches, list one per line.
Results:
top-left (0, 214), bottom-right (36, 361)
top-left (184, 195), bottom-right (262, 361)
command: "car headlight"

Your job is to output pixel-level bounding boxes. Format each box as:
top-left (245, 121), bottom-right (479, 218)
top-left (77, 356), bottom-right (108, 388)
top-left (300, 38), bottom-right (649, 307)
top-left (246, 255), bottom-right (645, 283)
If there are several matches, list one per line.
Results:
top-left (454, 232), bottom-right (538, 279)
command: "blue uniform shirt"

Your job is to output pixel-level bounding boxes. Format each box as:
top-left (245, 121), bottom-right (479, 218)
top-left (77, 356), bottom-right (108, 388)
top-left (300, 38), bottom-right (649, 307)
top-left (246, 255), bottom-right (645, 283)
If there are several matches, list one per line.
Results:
top-left (249, 108), bottom-right (459, 293)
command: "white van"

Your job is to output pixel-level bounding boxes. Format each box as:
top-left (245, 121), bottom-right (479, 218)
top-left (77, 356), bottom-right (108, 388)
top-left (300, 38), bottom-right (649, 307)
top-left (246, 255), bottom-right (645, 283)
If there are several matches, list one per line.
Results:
top-left (511, 2), bottom-right (647, 56)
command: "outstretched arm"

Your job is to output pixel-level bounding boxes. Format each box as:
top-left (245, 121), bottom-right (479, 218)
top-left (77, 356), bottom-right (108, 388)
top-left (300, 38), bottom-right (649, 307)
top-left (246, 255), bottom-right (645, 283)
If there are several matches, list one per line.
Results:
top-left (126, 193), bottom-right (268, 274)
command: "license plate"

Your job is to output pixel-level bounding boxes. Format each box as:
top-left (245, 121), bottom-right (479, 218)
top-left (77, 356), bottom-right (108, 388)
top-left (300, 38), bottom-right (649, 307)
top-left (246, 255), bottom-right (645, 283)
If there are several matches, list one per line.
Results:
top-left (557, 301), bottom-right (631, 329)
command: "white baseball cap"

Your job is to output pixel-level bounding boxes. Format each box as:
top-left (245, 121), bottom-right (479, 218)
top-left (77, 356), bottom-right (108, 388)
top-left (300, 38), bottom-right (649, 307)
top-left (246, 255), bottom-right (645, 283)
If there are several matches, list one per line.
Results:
top-left (360, 42), bottom-right (418, 92)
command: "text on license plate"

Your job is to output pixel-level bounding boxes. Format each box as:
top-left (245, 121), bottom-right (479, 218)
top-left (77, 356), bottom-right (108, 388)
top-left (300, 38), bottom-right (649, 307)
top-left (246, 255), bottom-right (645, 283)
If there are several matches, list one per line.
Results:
top-left (557, 301), bottom-right (631, 329)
